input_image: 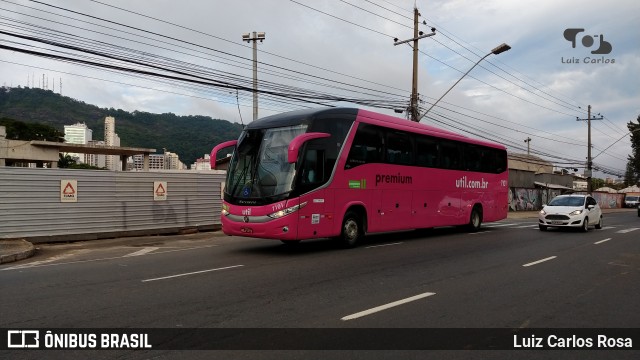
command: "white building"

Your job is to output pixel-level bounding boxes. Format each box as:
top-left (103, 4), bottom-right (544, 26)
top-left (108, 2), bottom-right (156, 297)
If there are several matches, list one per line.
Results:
top-left (63, 122), bottom-right (92, 163)
top-left (164, 151), bottom-right (186, 170)
top-left (191, 154), bottom-right (212, 171)
top-left (129, 154), bottom-right (166, 171)
top-left (86, 140), bottom-right (107, 168)
top-left (104, 116), bottom-right (121, 171)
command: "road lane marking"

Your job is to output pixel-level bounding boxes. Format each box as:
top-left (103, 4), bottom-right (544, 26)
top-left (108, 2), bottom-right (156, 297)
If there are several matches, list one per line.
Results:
top-left (0, 245), bottom-right (218, 271)
top-left (600, 226), bottom-right (616, 230)
top-left (616, 228), bottom-right (639, 234)
top-left (365, 242), bottom-right (403, 249)
top-left (485, 223), bottom-right (522, 228)
top-left (123, 247), bottom-right (159, 257)
top-left (341, 292), bottom-right (436, 321)
top-left (142, 265), bottom-right (244, 282)
top-left (515, 225), bottom-right (537, 228)
top-left (594, 238), bottom-right (612, 245)
top-left (522, 256), bottom-right (557, 267)
top-left (469, 230), bottom-right (491, 235)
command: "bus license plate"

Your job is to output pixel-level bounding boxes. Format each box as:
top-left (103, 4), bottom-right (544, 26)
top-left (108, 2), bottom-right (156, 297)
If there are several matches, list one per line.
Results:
top-left (240, 227), bottom-right (253, 234)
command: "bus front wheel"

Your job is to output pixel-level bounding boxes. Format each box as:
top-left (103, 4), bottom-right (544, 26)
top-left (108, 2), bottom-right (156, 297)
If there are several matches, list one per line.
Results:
top-left (340, 211), bottom-right (362, 248)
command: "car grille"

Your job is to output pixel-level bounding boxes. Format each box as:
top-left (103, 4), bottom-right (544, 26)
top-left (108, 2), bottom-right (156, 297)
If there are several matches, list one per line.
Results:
top-left (545, 214), bottom-right (571, 220)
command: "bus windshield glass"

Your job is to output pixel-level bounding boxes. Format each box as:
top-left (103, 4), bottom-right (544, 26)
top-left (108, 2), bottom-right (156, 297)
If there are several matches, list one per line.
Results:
top-left (227, 124), bottom-right (308, 201)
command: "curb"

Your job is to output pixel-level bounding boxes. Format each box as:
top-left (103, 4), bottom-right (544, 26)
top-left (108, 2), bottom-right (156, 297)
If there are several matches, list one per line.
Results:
top-left (0, 239), bottom-right (36, 264)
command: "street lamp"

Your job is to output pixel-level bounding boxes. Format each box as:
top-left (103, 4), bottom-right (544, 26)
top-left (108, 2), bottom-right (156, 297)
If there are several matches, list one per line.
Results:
top-left (418, 43), bottom-right (511, 122)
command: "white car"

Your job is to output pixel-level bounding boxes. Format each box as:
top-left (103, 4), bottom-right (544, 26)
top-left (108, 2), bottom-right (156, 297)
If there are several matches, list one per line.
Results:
top-left (539, 194), bottom-right (602, 232)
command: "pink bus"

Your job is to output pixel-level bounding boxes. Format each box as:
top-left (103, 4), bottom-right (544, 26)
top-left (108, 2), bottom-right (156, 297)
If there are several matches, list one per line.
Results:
top-left (211, 108), bottom-right (508, 247)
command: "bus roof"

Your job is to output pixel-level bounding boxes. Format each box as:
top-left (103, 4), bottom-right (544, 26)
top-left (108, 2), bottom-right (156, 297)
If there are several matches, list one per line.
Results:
top-left (245, 107), bottom-right (505, 150)
top-left (245, 108), bottom-right (358, 130)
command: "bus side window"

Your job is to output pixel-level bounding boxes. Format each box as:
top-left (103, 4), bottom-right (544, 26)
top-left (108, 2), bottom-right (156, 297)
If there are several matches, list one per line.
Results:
top-left (301, 149), bottom-right (324, 184)
top-left (416, 136), bottom-right (438, 168)
top-left (465, 145), bottom-right (482, 172)
top-left (346, 124), bottom-right (383, 168)
top-left (386, 131), bottom-right (413, 165)
top-left (441, 141), bottom-right (462, 170)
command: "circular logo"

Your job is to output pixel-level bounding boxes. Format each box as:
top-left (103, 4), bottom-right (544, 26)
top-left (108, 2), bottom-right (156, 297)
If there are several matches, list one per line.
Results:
top-left (243, 216), bottom-right (249, 223)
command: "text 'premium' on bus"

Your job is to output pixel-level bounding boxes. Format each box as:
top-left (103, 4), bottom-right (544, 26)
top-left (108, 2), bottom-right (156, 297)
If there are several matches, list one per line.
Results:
top-left (210, 108), bottom-right (508, 248)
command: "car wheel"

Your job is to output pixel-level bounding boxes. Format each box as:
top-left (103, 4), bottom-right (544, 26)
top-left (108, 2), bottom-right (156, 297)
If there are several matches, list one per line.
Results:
top-left (539, 225), bottom-right (547, 231)
top-left (595, 216), bottom-right (603, 229)
top-left (340, 211), bottom-right (362, 248)
top-left (581, 217), bottom-right (589, 232)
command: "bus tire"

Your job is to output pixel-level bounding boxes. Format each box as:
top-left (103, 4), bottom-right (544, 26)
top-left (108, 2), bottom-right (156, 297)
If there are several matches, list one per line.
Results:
top-left (340, 211), bottom-right (362, 248)
top-left (468, 206), bottom-right (482, 232)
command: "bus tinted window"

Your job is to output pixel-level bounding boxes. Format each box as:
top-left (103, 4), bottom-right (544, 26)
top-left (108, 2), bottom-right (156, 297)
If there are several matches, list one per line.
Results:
top-left (415, 136), bottom-right (438, 167)
top-left (465, 144), bottom-right (482, 172)
top-left (346, 124), bottom-right (383, 168)
top-left (386, 131), bottom-right (413, 165)
top-left (440, 141), bottom-right (463, 170)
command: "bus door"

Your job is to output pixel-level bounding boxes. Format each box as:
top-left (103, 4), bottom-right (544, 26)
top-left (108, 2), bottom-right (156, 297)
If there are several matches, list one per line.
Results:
top-left (296, 148), bottom-right (333, 239)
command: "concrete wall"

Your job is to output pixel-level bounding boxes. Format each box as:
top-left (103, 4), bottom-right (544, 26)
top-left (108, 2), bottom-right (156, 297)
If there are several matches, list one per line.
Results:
top-left (509, 188), bottom-right (624, 211)
top-left (0, 167), bottom-right (226, 243)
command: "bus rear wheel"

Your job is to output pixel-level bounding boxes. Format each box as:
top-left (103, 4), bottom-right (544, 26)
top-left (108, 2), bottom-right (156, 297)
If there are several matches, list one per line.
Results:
top-left (340, 211), bottom-right (362, 248)
top-left (468, 206), bottom-right (482, 232)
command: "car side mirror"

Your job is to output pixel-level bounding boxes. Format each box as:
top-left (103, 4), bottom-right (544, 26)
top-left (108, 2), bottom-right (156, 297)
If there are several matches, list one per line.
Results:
top-left (587, 205), bottom-right (595, 210)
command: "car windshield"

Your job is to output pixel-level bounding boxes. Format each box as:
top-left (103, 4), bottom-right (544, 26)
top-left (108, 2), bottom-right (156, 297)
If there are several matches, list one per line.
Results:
top-left (548, 196), bottom-right (585, 207)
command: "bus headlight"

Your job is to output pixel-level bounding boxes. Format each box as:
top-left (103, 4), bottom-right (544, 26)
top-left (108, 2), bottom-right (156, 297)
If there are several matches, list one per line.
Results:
top-left (222, 203), bottom-right (229, 216)
top-left (268, 202), bottom-right (307, 219)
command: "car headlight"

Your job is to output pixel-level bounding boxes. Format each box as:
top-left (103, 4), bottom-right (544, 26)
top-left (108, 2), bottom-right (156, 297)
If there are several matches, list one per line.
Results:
top-left (539, 209), bottom-right (546, 215)
top-left (569, 209), bottom-right (583, 216)
top-left (268, 202), bottom-right (307, 219)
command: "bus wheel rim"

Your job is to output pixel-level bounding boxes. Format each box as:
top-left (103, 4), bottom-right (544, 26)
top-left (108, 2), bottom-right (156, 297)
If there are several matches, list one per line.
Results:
top-left (345, 219), bottom-right (358, 240)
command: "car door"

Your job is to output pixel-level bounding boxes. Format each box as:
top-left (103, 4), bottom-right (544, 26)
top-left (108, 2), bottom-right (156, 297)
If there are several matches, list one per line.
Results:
top-left (587, 196), bottom-right (601, 225)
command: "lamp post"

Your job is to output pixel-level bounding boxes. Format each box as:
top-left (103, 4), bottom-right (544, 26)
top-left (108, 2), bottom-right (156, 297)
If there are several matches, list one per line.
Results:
top-left (418, 43), bottom-right (511, 122)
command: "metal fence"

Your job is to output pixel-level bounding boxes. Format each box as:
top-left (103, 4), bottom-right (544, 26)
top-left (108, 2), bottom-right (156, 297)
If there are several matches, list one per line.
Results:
top-left (0, 167), bottom-right (225, 243)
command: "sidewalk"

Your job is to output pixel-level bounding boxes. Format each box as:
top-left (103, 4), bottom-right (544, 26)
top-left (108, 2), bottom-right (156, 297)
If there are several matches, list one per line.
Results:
top-left (0, 239), bottom-right (35, 264)
top-left (1, 208), bottom-right (635, 265)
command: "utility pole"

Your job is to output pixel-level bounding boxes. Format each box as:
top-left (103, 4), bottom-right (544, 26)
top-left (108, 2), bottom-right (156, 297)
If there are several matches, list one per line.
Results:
top-left (394, 8), bottom-right (436, 122)
top-left (242, 31), bottom-right (266, 121)
top-left (410, 8), bottom-right (419, 122)
top-left (524, 137), bottom-right (531, 155)
top-left (576, 105), bottom-right (603, 193)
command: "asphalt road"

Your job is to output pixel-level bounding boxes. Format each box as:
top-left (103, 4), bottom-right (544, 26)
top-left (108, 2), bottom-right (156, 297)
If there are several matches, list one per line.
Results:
top-left (1, 211), bottom-right (639, 359)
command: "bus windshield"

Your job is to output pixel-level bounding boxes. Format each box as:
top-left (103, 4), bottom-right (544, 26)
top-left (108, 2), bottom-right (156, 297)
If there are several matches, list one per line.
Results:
top-left (226, 124), bottom-right (308, 202)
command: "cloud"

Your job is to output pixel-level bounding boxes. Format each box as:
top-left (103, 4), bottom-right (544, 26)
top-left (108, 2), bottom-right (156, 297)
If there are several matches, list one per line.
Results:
top-left (0, 0), bottom-right (638, 177)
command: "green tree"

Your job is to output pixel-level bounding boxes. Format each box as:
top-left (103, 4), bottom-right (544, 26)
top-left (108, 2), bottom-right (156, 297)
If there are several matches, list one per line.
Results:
top-left (58, 154), bottom-right (77, 168)
top-left (0, 117), bottom-right (63, 141)
top-left (625, 114), bottom-right (640, 186)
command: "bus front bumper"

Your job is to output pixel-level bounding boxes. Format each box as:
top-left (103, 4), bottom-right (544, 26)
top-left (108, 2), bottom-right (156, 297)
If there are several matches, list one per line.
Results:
top-left (221, 214), bottom-right (298, 240)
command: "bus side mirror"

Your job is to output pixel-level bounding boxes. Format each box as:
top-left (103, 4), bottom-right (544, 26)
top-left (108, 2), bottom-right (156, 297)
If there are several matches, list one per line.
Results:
top-left (210, 140), bottom-right (237, 169)
top-left (287, 132), bottom-right (330, 163)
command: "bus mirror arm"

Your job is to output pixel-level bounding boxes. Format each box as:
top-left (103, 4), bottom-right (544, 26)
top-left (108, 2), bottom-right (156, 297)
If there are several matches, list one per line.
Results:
top-left (287, 132), bottom-right (331, 163)
top-left (210, 140), bottom-right (238, 169)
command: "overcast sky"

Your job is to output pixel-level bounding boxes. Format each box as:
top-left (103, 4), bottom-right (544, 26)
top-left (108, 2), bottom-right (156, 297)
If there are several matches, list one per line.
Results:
top-left (1, 0), bottom-right (638, 178)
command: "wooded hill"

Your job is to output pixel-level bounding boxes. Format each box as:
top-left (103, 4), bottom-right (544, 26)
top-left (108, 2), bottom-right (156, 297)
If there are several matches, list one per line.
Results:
top-left (0, 86), bottom-right (243, 166)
